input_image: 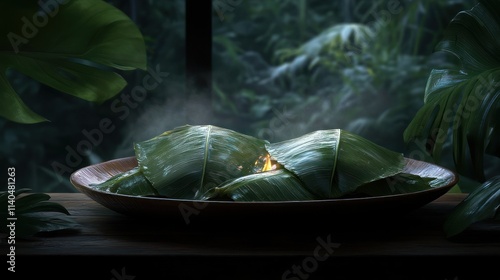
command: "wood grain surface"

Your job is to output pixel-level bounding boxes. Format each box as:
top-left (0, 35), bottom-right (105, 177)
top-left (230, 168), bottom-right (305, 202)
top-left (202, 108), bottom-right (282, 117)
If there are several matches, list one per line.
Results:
top-left (3, 193), bottom-right (500, 279)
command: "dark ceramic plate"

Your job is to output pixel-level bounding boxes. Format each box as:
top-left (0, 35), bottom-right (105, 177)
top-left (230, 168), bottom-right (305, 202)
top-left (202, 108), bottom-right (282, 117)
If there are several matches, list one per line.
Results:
top-left (70, 156), bottom-right (458, 224)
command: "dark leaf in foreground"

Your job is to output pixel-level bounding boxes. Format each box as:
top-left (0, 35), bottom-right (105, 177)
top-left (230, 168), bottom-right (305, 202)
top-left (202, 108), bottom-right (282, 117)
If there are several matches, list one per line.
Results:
top-left (443, 176), bottom-right (500, 237)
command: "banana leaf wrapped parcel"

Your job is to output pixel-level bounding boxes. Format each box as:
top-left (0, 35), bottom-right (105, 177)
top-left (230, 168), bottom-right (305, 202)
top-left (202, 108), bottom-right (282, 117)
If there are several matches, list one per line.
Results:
top-left (91, 125), bottom-right (436, 201)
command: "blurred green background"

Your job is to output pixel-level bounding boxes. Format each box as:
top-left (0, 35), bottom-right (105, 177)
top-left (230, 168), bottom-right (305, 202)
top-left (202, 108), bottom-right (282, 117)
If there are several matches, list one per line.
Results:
top-left (0, 0), bottom-right (478, 193)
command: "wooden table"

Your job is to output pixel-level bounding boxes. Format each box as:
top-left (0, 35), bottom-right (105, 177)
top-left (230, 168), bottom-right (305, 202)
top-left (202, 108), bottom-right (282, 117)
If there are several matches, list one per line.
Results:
top-left (3, 193), bottom-right (500, 279)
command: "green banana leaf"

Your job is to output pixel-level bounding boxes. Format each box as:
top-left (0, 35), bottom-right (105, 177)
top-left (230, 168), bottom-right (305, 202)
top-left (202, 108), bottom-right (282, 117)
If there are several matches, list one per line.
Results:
top-left (203, 171), bottom-right (433, 202)
top-left (403, 0), bottom-right (500, 182)
top-left (443, 176), bottom-right (500, 237)
top-left (91, 167), bottom-right (159, 197)
top-left (203, 169), bottom-right (316, 201)
top-left (134, 125), bottom-right (270, 199)
top-left (0, 0), bottom-right (147, 124)
top-left (92, 125), bottom-right (433, 202)
top-left (266, 129), bottom-right (406, 198)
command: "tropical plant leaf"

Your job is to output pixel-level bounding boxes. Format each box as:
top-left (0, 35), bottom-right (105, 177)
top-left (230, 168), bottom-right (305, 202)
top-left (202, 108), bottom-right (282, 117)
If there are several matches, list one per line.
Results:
top-left (265, 129), bottom-right (340, 198)
top-left (14, 213), bottom-right (79, 238)
top-left (0, 0), bottom-right (147, 124)
top-left (15, 192), bottom-right (70, 214)
top-left (443, 176), bottom-right (500, 237)
top-left (90, 167), bottom-right (159, 197)
top-left (403, 0), bottom-right (500, 181)
top-left (134, 125), bottom-right (270, 199)
top-left (205, 171), bottom-right (433, 202)
top-left (277, 23), bottom-right (373, 62)
top-left (205, 169), bottom-right (316, 201)
top-left (0, 188), bottom-right (78, 238)
top-left (94, 125), bottom-right (439, 201)
top-left (266, 129), bottom-right (406, 198)
top-left (272, 23), bottom-right (374, 80)
top-left (301, 23), bottom-right (373, 57)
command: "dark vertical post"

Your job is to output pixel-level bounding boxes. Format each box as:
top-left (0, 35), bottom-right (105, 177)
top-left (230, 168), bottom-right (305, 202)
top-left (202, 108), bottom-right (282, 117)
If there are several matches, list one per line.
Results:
top-left (185, 0), bottom-right (212, 95)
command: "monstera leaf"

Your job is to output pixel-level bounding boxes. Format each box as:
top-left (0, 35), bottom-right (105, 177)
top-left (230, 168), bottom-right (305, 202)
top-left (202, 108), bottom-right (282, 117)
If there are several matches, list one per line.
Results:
top-left (404, 0), bottom-right (500, 237)
top-left (0, 0), bottom-right (147, 124)
top-left (404, 0), bottom-right (500, 181)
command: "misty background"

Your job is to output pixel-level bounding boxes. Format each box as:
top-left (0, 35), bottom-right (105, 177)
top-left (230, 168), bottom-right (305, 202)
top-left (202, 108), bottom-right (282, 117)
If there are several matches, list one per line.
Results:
top-left (0, 0), bottom-right (477, 193)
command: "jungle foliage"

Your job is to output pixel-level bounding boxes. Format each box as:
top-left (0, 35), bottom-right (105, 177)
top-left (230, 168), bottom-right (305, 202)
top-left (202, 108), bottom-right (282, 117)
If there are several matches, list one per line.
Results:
top-left (0, 0), bottom-right (483, 217)
top-left (1, 0), bottom-right (497, 238)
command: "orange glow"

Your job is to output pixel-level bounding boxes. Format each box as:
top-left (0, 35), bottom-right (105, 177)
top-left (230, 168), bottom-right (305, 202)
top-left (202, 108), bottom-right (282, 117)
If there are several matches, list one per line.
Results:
top-left (261, 154), bottom-right (277, 172)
